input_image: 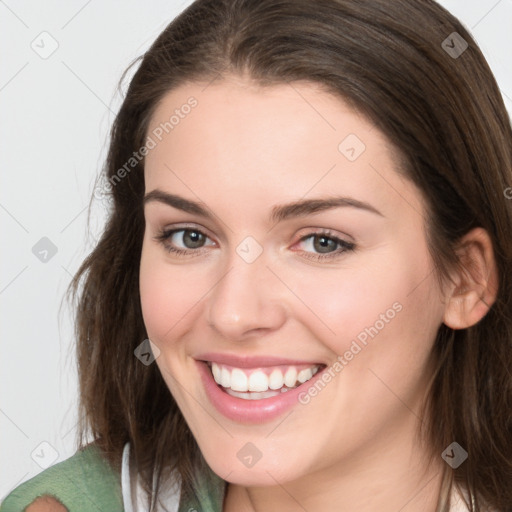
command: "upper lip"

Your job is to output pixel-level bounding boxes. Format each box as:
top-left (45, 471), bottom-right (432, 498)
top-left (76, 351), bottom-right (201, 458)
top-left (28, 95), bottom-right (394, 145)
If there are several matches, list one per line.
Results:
top-left (195, 352), bottom-right (325, 368)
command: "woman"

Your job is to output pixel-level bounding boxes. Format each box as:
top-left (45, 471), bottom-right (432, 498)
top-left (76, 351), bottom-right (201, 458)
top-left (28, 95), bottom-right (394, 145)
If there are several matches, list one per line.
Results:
top-left (2, 0), bottom-right (511, 510)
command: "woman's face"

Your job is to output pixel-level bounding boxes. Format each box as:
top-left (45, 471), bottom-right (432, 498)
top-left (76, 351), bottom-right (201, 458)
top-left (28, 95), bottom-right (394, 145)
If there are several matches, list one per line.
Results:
top-left (139, 76), bottom-right (447, 486)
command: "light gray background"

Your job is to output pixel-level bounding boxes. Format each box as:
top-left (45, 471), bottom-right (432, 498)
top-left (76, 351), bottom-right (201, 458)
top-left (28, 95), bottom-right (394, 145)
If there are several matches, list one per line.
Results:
top-left (1, 0), bottom-right (511, 500)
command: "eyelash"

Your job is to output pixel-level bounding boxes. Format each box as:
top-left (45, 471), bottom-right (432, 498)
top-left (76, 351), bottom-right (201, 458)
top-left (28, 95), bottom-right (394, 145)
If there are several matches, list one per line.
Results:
top-left (153, 227), bottom-right (356, 262)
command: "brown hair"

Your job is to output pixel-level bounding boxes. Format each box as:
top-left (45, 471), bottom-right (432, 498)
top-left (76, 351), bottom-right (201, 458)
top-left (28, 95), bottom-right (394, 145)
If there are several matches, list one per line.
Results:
top-left (68, 0), bottom-right (512, 510)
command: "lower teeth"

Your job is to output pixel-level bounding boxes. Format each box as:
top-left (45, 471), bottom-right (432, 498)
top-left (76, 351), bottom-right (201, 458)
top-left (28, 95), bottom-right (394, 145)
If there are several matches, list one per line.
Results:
top-left (224, 386), bottom-right (295, 400)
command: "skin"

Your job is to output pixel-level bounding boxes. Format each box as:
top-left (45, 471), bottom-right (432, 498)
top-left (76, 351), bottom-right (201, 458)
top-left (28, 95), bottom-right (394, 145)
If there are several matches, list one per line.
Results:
top-left (139, 75), bottom-right (497, 511)
top-left (26, 496), bottom-right (67, 512)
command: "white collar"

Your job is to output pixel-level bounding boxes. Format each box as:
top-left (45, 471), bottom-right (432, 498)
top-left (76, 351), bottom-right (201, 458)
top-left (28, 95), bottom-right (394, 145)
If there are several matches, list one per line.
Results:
top-left (450, 485), bottom-right (472, 512)
top-left (121, 442), bottom-right (182, 512)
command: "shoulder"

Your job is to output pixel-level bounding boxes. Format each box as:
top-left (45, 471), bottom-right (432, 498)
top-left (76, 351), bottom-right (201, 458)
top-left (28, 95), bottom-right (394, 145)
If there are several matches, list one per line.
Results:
top-left (0, 443), bottom-right (123, 512)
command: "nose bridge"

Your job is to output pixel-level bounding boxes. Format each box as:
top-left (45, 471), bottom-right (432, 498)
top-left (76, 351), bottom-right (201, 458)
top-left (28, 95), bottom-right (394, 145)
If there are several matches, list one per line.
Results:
top-left (206, 241), bottom-right (287, 339)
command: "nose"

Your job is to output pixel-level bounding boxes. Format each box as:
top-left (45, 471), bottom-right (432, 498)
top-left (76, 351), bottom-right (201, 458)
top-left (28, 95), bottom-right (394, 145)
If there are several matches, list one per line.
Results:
top-left (206, 249), bottom-right (288, 341)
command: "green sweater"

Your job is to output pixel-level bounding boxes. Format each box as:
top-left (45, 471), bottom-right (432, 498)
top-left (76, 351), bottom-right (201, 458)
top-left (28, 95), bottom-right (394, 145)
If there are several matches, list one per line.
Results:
top-left (0, 444), bottom-right (226, 511)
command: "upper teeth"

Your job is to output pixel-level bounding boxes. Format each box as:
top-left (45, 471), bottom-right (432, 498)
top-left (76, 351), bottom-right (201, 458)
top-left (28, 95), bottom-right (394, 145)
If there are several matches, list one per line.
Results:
top-left (210, 362), bottom-right (320, 392)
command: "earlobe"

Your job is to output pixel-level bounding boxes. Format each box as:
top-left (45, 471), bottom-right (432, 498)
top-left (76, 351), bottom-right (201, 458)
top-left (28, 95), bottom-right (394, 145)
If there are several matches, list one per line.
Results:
top-left (442, 227), bottom-right (499, 330)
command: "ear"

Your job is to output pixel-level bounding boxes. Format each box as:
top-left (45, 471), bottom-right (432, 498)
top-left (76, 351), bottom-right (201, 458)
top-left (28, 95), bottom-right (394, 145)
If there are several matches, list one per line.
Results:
top-left (443, 227), bottom-right (499, 330)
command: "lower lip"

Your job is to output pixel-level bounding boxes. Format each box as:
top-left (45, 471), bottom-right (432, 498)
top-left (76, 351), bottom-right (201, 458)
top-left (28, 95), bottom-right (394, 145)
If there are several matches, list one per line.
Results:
top-left (196, 360), bottom-right (324, 424)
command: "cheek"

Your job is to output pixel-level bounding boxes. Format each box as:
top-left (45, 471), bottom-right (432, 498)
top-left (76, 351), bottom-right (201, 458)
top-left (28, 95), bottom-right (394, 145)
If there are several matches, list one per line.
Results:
top-left (288, 245), bottom-right (442, 362)
top-left (139, 244), bottom-right (203, 344)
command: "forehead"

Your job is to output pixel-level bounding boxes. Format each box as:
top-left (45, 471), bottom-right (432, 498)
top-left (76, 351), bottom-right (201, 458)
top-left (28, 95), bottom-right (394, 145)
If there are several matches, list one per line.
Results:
top-left (143, 77), bottom-right (423, 222)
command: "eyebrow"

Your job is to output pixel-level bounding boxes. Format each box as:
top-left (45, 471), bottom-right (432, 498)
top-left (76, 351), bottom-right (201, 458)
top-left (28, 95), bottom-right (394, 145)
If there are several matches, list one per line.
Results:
top-left (143, 189), bottom-right (384, 223)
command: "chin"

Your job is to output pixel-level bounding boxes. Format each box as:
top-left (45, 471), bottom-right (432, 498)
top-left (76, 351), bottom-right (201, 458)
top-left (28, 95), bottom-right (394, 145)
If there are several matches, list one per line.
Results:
top-left (196, 437), bottom-right (313, 487)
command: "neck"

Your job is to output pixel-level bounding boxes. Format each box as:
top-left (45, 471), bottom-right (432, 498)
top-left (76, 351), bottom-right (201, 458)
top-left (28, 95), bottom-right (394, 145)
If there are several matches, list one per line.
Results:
top-left (223, 417), bottom-right (445, 512)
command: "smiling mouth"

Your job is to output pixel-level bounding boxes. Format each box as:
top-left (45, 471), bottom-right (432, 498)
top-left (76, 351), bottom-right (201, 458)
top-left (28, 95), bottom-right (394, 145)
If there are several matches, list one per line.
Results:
top-left (205, 361), bottom-right (326, 400)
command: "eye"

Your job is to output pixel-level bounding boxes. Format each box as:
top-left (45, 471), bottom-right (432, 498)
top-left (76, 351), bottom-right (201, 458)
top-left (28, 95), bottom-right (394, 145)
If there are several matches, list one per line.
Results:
top-left (154, 227), bottom-right (215, 256)
top-left (153, 226), bottom-right (355, 261)
top-left (295, 230), bottom-right (355, 261)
